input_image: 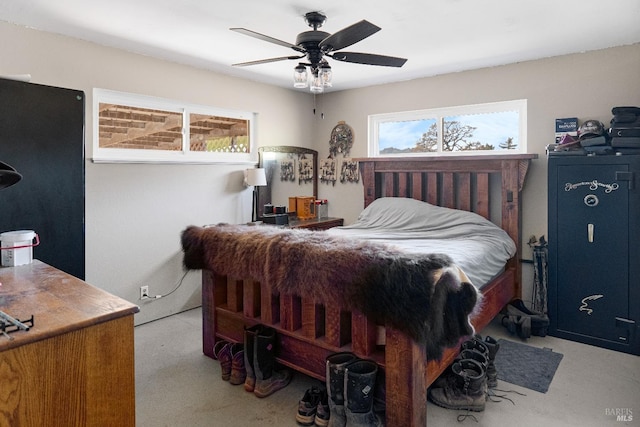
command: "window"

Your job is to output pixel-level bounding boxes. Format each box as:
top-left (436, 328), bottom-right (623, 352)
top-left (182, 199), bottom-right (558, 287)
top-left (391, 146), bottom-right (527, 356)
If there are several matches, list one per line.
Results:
top-left (93, 89), bottom-right (257, 164)
top-left (369, 100), bottom-right (527, 156)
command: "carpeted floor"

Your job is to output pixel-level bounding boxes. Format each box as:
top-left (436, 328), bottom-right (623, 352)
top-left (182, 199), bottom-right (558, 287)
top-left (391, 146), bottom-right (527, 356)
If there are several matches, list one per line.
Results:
top-left (495, 338), bottom-right (564, 393)
top-left (136, 308), bottom-right (640, 426)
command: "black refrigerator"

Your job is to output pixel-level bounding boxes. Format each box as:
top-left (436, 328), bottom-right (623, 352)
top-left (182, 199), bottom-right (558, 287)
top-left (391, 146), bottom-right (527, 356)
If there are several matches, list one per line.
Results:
top-left (0, 78), bottom-right (85, 279)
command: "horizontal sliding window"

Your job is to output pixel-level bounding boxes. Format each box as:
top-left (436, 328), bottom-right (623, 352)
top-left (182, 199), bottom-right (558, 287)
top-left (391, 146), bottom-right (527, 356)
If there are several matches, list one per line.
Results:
top-left (369, 99), bottom-right (527, 156)
top-left (93, 89), bottom-right (256, 164)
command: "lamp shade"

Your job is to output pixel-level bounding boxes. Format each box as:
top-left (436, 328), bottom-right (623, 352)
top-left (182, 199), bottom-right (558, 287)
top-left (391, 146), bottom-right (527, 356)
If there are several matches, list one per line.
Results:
top-left (245, 168), bottom-right (267, 186)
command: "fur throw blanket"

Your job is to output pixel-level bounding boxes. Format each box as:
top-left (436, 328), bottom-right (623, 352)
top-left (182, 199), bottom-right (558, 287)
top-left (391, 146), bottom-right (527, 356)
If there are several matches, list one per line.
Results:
top-left (181, 224), bottom-right (480, 360)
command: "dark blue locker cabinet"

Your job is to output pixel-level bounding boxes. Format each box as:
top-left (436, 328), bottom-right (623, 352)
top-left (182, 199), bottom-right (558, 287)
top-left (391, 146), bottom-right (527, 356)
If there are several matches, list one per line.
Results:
top-left (548, 155), bottom-right (640, 355)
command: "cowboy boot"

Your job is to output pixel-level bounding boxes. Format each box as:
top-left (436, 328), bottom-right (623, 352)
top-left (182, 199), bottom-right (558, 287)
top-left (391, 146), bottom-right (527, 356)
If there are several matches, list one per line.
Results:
top-left (325, 352), bottom-right (358, 427)
top-left (344, 359), bottom-right (383, 427)
top-left (253, 327), bottom-right (292, 398)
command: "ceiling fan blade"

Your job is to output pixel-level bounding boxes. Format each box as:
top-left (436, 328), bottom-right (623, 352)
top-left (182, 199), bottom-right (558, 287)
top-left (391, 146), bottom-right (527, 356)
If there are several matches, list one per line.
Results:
top-left (330, 52), bottom-right (407, 67)
top-left (232, 55), bottom-right (305, 67)
top-left (319, 20), bottom-right (381, 52)
top-left (230, 28), bottom-right (305, 53)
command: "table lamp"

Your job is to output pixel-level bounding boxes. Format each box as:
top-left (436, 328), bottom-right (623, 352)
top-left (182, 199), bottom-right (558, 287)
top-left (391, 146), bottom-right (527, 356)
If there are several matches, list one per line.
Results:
top-left (244, 168), bottom-right (267, 222)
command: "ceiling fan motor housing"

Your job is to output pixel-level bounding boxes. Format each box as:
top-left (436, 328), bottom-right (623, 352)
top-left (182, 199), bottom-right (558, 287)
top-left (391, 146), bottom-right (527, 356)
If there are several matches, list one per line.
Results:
top-left (296, 31), bottom-right (330, 65)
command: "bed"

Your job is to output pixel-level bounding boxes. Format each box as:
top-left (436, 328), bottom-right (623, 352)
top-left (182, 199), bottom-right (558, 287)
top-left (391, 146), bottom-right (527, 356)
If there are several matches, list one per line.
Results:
top-left (183, 154), bottom-right (535, 426)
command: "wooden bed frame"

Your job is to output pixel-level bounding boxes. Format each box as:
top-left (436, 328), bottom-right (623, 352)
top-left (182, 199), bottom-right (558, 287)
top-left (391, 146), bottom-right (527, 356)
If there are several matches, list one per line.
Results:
top-left (200, 154), bottom-right (535, 426)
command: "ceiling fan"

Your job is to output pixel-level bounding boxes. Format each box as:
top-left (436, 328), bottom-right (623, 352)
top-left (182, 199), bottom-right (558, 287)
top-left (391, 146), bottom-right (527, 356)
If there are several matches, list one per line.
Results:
top-left (230, 12), bottom-right (407, 92)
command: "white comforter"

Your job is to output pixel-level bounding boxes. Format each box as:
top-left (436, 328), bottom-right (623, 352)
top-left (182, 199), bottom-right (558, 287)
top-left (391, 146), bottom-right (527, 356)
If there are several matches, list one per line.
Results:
top-left (326, 197), bottom-right (516, 287)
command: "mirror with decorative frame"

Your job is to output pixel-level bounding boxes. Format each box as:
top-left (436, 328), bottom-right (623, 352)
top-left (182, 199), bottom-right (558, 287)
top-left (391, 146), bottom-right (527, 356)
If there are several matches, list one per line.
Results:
top-left (256, 146), bottom-right (318, 220)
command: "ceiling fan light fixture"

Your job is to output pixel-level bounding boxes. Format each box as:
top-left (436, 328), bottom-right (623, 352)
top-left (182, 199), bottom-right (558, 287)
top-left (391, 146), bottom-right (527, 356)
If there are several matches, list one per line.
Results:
top-left (309, 71), bottom-right (324, 93)
top-left (234, 12), bottom-right (406, 92)
top-left (319, 63), bottom-right (332, 87)
top-left (293, 64), bottom-right (308, 88)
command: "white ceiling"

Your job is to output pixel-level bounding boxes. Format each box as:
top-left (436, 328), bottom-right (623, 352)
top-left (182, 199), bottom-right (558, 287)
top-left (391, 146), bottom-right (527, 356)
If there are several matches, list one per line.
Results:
top-left (2, 0), bottom-right (639, 92)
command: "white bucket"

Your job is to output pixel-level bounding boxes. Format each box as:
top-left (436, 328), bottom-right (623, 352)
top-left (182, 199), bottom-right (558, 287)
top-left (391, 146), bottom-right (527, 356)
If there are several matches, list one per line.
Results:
top-left (1, 230), bottom-right (38, 267)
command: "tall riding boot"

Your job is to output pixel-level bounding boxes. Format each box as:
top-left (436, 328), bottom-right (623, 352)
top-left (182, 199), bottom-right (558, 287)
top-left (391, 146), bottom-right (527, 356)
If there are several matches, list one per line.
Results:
top-left (344, 359), bottom-right (383, 427)
top-left (325, 352), bottom-right (358, 427)
top-left (428, 359), bottom-right (487, 412)
top-left (483, 336), bottom-right (500, 389)
top-left (243, 324), bottom-right (263, 392)
top-left (253, 327), bottom-right (292, 398)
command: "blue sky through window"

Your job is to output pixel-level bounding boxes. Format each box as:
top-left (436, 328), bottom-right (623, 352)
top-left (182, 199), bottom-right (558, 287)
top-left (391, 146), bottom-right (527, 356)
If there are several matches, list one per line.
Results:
top-left (379, 110), bottom-right (519, 151)
top-left (379, 119), bottom-right (436, 151)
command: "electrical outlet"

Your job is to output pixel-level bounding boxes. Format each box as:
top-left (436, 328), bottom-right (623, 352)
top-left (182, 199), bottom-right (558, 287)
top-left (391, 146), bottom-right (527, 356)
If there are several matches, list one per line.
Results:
top-left (140, 285), bottom-right (150, 299)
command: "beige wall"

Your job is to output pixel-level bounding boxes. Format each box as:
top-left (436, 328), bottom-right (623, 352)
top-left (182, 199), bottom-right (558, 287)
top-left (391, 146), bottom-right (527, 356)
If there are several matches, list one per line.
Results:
top-left (0, 22), bottom-right (314, 324)
top-left (317, 43), bottom-right (640, 300)
top-left (2, 19), bottom-right (639, 321)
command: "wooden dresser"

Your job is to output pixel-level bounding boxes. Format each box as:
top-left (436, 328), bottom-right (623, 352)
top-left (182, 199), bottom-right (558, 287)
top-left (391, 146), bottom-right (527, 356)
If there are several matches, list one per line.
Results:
top-left (287, 217), bottom-right (344, 230)
top-left (0, 260), bottom-right (139, 426)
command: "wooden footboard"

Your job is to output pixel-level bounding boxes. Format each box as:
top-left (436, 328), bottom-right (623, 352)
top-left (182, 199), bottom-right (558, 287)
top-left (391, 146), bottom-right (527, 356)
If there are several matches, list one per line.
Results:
top-left (199, 154), bottom-right (534, 426)
top-left (202, 266), bottom-right (516, 426)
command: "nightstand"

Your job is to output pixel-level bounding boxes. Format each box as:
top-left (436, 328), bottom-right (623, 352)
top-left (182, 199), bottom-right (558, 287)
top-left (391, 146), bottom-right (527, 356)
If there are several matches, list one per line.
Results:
top-left (288, 217), bottom-right (344, 230)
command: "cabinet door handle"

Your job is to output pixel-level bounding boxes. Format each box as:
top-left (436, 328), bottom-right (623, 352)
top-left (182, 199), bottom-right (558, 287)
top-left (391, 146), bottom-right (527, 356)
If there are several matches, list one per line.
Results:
top-left (588, 223), bottom-right (594, 243)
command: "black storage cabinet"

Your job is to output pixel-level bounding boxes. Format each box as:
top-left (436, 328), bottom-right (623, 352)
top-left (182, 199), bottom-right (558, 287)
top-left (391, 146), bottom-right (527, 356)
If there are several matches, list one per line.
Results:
top-left (548, 154), bottom-right (640, 355)
top-left (0, 78), bottom-right (85, 279)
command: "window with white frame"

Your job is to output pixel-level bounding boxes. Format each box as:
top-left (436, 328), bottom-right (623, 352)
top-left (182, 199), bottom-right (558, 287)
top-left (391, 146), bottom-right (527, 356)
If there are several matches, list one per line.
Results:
top-left (368, 100), bottom-right (527, 156)
top-left (93, 89), bottom-right (257, 164)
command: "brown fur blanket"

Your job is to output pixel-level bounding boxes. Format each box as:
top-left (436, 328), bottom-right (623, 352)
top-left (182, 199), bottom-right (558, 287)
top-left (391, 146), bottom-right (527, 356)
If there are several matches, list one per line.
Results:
top-left (181, 224), bottom-right (480, 360)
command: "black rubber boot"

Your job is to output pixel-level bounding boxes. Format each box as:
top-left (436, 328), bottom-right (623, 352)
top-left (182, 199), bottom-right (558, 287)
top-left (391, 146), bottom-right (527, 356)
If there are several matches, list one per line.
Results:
top-left (243, 324), bottom-right (263, 392)
top-left (428, 359), bottom-right (487, 412)
top-left (325, 352), bottom-right (358, 427)
top-left (344, 359), bottom-right (383, 427)
top-left (253, 326), bottom-right (292, 398)
top-left (483, 336), bottom-right (500, 389)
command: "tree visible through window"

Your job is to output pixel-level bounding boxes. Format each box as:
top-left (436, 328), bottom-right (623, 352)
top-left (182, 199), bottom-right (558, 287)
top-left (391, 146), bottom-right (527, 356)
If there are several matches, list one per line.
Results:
top-left (370, 100), bottom-right (527, 156)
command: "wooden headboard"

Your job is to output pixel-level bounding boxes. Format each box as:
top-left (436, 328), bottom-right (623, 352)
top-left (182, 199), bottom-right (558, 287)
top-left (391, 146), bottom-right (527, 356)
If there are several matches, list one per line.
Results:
top-left (355, 154), bottom-right (537, 295)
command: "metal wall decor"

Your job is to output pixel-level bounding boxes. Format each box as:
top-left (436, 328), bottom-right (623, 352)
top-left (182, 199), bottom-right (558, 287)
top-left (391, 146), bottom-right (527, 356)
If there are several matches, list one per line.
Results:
top-left (320, 158), bottom-right (337, 186)
top-left (340, 159), bottom-right (360, 183)
top-left (298, 157), bottom-right (314, 184)
top-left (329, 121), bottom-right (354, 158)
